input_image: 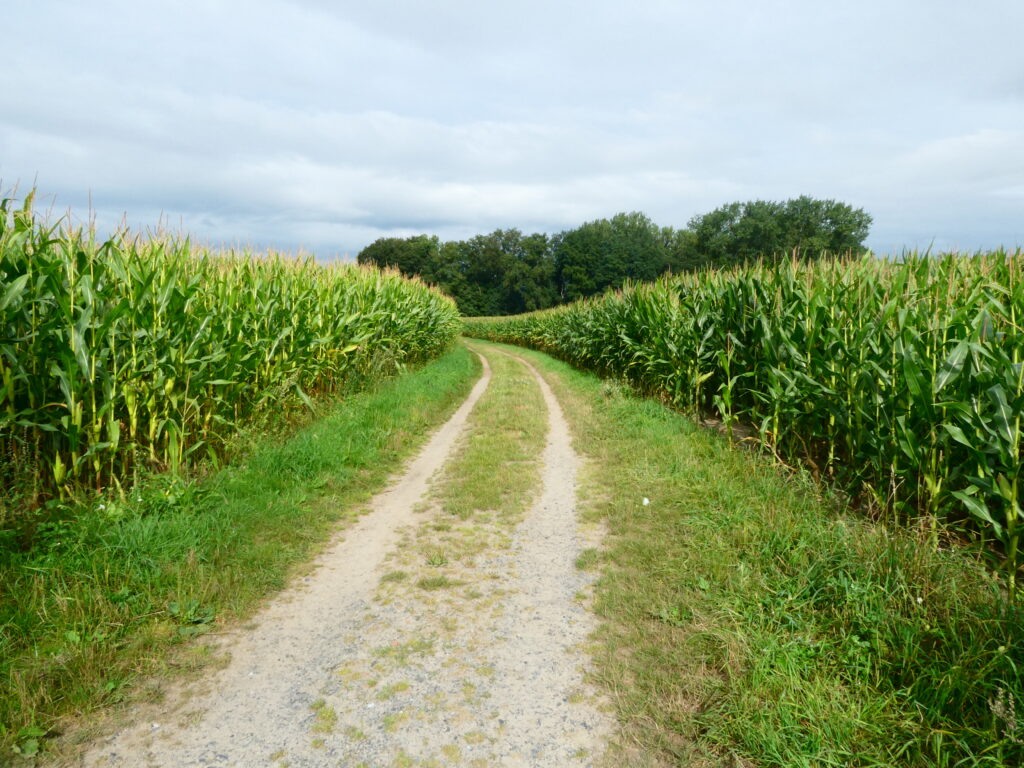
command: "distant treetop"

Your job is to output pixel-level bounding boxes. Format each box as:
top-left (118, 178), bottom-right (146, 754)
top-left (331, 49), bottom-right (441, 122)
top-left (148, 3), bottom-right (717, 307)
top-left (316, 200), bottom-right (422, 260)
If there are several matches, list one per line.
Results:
top-left (685, 196), bottom-right (872, 270)
top-left (357, 196), bottom-right (873, 315)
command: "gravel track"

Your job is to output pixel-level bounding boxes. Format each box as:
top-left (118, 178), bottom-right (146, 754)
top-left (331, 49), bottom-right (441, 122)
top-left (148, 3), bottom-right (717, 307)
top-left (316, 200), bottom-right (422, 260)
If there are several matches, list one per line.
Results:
top-left (74, 348), bottom-right (611, 767)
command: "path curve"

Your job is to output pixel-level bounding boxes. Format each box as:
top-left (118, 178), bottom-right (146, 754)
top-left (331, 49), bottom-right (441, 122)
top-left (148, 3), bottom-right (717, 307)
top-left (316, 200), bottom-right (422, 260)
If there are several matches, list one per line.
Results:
top-left (78, 354), bottom-right (493, 767)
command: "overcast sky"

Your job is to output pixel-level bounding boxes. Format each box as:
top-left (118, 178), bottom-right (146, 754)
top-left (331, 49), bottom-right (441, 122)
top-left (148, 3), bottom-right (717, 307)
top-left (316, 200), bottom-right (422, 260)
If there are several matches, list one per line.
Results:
top-left (3, 0), bottom-right (1022, 258)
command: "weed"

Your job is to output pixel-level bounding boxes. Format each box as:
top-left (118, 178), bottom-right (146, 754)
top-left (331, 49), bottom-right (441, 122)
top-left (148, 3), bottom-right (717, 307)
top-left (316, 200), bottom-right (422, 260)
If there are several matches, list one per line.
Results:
top-left (376, 681), bottom-right (410, 700)
top-left (425, 550), bottom-right (449, 567)
top-left (343, 725), bottom-right (367, 741)
top-left (575, 548), bottom-right (600, 570)
top-left (417, 575), bottom-right (457, 590)
top-left (382, 711), bottom-right (409, 733)
top-left (309, 699), bottom-right (337, 733)
top-left (373, 637), bottom-right (435, 666)
top-left (441, 744), bottom-right (461, 761)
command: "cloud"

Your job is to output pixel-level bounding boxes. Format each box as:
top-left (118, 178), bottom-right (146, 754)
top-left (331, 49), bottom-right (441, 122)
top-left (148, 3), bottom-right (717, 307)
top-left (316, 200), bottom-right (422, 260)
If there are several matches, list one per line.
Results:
top-left (2, 0), bottom-right (1023, 256)
top-left (896, 130), bottom-right (1024, 189)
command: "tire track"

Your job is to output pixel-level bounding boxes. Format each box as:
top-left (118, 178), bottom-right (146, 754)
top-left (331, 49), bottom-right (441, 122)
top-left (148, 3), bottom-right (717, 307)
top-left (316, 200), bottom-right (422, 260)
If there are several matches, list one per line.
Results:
top-left (479, 350), bottom-right (612, 766)
top-left (78, 355), bottom-right (492, 767)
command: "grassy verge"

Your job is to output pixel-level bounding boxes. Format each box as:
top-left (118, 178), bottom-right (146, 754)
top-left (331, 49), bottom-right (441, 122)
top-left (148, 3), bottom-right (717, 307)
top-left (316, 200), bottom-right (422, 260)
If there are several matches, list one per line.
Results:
top-left (379, 345), bottom-right (547, 597)
top-left (0, 345), bottom-right (480, 761)
top-left (432, 345), bottom-right (547, 524)
top-left (474, 341), bottom-right (1021, 768)
top-left (403, 345), bottom-right (548, 589)
top-left (317, 349), bottom-right (552, 766)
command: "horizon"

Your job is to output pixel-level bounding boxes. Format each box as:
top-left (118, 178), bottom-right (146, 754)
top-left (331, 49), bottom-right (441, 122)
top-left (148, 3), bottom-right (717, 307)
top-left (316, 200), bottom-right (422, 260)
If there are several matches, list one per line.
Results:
top-left (8, 190), bottom-right (1021, 265)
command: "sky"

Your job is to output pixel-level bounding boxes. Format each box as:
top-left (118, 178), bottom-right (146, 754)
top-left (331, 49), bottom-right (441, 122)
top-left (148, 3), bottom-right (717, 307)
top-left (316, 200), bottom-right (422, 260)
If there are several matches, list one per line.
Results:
top-left (2, 0), bottom-right (1022, 259)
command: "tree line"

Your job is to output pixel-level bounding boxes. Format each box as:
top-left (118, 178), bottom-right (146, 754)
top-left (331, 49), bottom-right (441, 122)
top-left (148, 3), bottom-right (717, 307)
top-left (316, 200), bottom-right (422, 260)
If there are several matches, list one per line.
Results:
top-left (356, 196), bottom-right (872, 316)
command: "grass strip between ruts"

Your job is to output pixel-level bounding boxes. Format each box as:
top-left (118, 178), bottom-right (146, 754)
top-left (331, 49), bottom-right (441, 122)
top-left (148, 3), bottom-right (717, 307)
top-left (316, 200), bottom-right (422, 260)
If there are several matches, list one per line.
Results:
top-left (432, 345), bottom-right (547, 525)
top-left (377, 347), bottom-right (548, 597)
top-left (0, 344), bottom-right (480, 760)
top-left (481, 340), bottom-right (1017, 768)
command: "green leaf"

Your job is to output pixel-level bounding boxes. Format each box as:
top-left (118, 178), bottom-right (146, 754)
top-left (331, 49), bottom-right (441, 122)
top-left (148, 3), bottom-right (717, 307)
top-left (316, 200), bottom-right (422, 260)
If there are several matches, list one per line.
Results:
top-left (987, 384), bottom-right (1016, 446)
top-left (294, 384), bottom-right (315, 412)
top-left (901, 350), bottom-right (927, 401)
top-left (895, 415), bottom-right (923, 461)
top-left (0, 273), bottom-right (29, 312)
top-left (940, 423), bottom-right (974, 449)
top-left (14, 737), bottom-right (40, 756)
top-left (934, 340), bottom-right (969, 392)
top-left (952, 489), bottom-right (1003, 536)
top-left (71, 326), bottom-right (91, 378)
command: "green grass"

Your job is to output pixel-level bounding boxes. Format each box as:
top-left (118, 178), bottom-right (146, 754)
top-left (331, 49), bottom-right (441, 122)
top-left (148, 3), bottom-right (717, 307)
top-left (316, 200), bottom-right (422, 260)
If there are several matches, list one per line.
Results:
top-left (309, 698), bottom-right (338, 734)
top-left (0, 344), bottom-right (479, 759)
top-left (390, 345), bottom-right (548, 606)
top-left (432, 345), bottom-right (547, 525)
top-left (477, 340), bottom-right (1023, 768)
top-left (373, 636), bottom-right (436, 666)
top-left (416, 575), bottom-right (459, 591)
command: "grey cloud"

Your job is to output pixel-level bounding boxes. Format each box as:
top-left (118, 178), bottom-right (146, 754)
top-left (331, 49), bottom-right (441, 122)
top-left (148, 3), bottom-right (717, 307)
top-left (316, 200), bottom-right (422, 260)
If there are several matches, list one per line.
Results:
top-left (2, 0), bottom-right (1023, 256)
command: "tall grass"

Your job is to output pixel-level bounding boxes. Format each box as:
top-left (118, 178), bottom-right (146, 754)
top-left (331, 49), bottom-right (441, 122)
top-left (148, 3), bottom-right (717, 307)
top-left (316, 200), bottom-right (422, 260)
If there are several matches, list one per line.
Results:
top-left (0, 194), bottom-right (461, 540)
top-left (465, 252), bottom-right (1024, 596)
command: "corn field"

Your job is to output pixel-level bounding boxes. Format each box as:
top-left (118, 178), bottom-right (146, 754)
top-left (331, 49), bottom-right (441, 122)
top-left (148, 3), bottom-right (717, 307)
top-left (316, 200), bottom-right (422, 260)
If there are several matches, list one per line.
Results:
top-left (0, 196), bottom-right (461, 531)
top-left (466, 253), bottom-right (1024, 597)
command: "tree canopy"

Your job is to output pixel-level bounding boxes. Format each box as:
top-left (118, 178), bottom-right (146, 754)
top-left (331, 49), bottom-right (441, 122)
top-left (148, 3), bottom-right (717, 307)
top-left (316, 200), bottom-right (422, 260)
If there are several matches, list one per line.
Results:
top-left (356, 196), bottom-right (872, 315)
top-left (686, 196), bottom-right (872, 269)
top-left (555, 212), bottom-right (670, 302)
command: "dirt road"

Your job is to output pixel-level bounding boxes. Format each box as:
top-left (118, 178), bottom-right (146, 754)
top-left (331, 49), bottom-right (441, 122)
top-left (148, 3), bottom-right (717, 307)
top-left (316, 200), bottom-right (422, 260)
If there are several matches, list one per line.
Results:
top-left (77, 347), bottom-right (611, 767)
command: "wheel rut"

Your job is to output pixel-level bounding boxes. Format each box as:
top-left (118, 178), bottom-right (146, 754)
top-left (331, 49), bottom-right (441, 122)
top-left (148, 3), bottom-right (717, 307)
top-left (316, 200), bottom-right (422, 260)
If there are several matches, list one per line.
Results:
top-left (480, 350), bottom-right (612, 765)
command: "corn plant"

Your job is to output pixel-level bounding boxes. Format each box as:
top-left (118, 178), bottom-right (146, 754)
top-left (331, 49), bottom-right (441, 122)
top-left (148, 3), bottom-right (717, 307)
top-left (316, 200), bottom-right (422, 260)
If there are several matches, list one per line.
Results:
top-left (0, 197), bottom-right (460, 534)
top-left (466, 251), bottom-right (1024, 598)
